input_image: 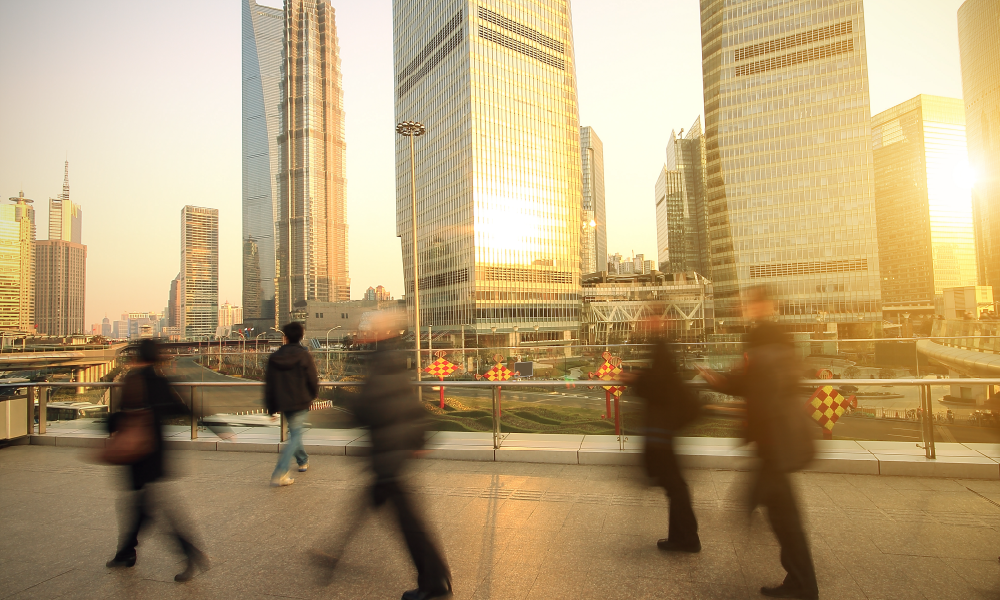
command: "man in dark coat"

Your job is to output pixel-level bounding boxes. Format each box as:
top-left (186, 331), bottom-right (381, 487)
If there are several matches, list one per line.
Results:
top-left (700, 287), bottom-right (818, 600)
top-left (265, 321), bottom-right (319, 486)
top-left (105, 339), bottom-right (209, 582)
top-left (631, 330), bottom-right (702, 552)
top-left (350, 312), bottom-right (451, 600)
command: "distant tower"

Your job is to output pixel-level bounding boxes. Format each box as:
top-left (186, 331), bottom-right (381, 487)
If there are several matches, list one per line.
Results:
top-left (2, 193), bottom-right (35, 331)
top-left (580, 126), bottom-right (607, 274)
top-left (180, 206), bottom-right (219, 340)
top-left (48, 161), bottom-right (82, 244)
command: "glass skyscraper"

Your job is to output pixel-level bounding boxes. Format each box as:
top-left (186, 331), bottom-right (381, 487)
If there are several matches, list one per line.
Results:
top-left (242, 0), bottom-right (282, 322)
top-left (275, 0), bottom-right (350, 325)
top-left (656, 117), bottom-right (709, 276)
top-left (958, 0), bottom-right (1000, 291)
top-left (580, 126), bottom-right (606, 275)
top-left (872, 95), bottom-right (977, 316)
top-left (393, 0), bottom-right (583, 344)
top-left (700, 0), bottom-right (881, 328)
top-left (180, 206), bottom-right (218, 340)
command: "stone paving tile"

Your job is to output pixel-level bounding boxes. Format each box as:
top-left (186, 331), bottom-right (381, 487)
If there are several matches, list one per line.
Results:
top-left (4, 445), bottom-right (1000, 599)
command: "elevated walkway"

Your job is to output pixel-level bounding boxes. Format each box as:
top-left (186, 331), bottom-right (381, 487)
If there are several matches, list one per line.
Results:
top-left (916, 338), bottom-right (1000, 377)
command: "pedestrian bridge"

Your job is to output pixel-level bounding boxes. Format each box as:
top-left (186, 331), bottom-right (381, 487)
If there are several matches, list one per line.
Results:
top-left (2, 442), bottom-right (998, 599)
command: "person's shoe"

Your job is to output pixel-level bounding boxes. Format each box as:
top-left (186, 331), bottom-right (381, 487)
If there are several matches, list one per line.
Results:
top-left (760, 583), bottom-right (818, 599)
top-left (298, 462), bottom-right (309, 472)
top-left (270, 475), bottom-right (295, 487)
top-left (401, 587), bottom-right (452, 600)
top-left (656, 538), bottom-right (701, 553)
top-left (174, 548), bottom-right (210, 582)
top-left (106, 553), bottom-right (136, 568)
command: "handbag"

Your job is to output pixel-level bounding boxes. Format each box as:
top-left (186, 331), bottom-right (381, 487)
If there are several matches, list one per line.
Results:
top-left (100, 409), bottom-right (155, 465)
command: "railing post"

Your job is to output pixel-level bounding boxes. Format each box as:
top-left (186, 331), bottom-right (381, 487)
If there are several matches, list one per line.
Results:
top-left (190, 386), bottom-right (198, 440)
top-left (26, 386), bottom-right (35, 435)
top-left (38, 386), bottom-right (47, 434)
top-left (492, 385), bottom-right (499, 450)
top-left (924, 383), bottom-right (936, 459)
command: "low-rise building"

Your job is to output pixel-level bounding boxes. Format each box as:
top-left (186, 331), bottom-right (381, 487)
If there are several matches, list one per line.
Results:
top-left (298, 298), bottom-right (404, 344)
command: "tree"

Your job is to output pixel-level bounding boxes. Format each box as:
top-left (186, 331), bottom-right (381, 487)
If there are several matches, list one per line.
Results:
top-left (878, 367), bottom-right (897, 380)
top-left (843, 366), bottom-right (862, 379)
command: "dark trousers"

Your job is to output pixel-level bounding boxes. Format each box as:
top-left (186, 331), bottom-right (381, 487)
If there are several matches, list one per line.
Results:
top-left (117, 486), bottom-right (196, 559)
top-left (374, 479), bottom-right (450, 593)
top-left (758, 467), bottom-right (817, 595)
top-left (654, 442), bottom-right (699, 544)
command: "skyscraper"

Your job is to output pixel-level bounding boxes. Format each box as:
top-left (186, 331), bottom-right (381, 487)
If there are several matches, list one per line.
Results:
top-left (655, 118), bottom-right (709, 276)
top-left (700, 1), bottom-right (881, 328)
top-left (958, 0), bottom-right (1000, 291)
top-left (0, 199), bottom-right (34, 331)
top-left (101, 316), bottom-right (111, 338)
top-left (242, 0), bottom-right (282, 322)
top-left (580, 126), bottom-right (606, 274)
top-left (275, 0), bottom-right (350, 325)
top-left (180, 206), bottom-right (218, 340)
top-left (393, 1), bottom-right (583, 343)
top-left (167, 273), bottom-right (181, 328)
top-left (872, 95), bottom-right (977, 317)
top-left (218, 301), bottom-right (244, 331)
top-left (35, 240), bottom-right (86, 336)
top-left (48, 161), bottom-right (82, 244)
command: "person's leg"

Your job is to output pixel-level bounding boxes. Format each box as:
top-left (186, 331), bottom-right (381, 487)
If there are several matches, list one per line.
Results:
top-left (761, 469), bottom-right (818, 597)
top-left (271, 411), bottom-right (302, 481)
top-left (289, 410), bottom-right (309, 468)
top-left (662, 443), bottom-right (699, 546)
top-left (110, 488), bottom-right (149, 565)
top-left (385, 479), bottom-right (451, 594)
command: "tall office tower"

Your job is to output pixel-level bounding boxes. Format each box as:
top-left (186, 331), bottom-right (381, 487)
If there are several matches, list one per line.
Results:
top-left (958, 0), bottom-right (1000, 290)
top-left (393, 1), bottom-right (583, 343)
top-left (872, 95), bottom-right (977, 317)
top-left (167, 273), bottom-right (181, 328)
top-left (580, 126), bottom-right (607, 274)
top-left (0, 202), bottom-right (33, 330)
top-left (179, 206), bottom-right (219, 340)
top-left (218, 301), bottom-right (244, 331)
top-left (275, 0), bottom-right (350, 326)
top-left (101, 316), bottom-right (111, 338)
top-left (242, 0), bottom-right (282, 322)
top-left (6, 193), bottom-right (35, 331)
top-left (34, 240), bottom-right (87, 336)
top-left (700, 1), bottom-right (880, 328)
top-left (48, 161), bottom-right (82, 244)
top-left (655, 118), bottom-right (709, 276)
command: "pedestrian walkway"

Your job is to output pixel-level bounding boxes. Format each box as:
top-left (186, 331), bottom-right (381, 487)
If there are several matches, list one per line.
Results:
top-left (2, 445), bottom-right (999, 599)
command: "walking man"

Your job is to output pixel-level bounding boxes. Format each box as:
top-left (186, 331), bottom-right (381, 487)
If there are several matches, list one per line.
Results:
top-left (699, 287), bottom-right (818, 599)
top-left (265, 321), bottom-right (319, 487)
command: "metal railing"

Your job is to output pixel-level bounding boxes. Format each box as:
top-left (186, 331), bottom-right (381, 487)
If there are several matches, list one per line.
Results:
top-left (5, 377), bottom-right (1000, 457)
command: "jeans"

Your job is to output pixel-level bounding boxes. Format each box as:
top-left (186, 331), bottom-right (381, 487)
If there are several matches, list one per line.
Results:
top-left (272, 410), bottom-right (309, 480)
top-left (758, 466), bottom-right (818, 596)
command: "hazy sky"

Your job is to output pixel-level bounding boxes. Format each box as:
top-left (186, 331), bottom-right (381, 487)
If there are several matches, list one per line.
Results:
top-left (0, 0), bottom-right (966, 327)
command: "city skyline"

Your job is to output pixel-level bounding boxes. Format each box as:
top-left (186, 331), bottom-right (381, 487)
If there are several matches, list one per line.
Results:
top-left (0, 0), bottom-right (969, 326)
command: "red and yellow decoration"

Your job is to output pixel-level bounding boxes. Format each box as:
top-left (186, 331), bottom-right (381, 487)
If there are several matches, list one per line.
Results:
top-left (590, 352), bottom-right (626, 435)
top-left (423, 351), bottom-right (463, 409)
top-left (806, 385), bottom-right (850, 440)
top-left (475, 354), bottom-right (518, 418)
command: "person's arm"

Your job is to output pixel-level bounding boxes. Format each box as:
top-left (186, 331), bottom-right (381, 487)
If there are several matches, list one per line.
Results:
top-left (697, 366), bottom-right (745, 396)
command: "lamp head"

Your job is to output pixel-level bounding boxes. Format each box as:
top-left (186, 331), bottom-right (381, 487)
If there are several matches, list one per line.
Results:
top-left (395, 121), bottom-right (426, 137)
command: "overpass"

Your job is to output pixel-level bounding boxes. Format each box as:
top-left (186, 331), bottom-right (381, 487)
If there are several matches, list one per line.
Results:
top-left (0, 343), bottom-right (127, 382)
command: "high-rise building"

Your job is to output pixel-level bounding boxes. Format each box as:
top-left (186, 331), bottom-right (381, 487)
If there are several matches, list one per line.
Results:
top-left (363, 285), bottom-right (392, 302)
top-left (112, 319), bottom-right (127, 339)
top-left (700, 1), bottom-right (881, 328)
top-left (180, 206), bottom-right (219, 340)
top-left (35, 240), bottom-right (86, 336)
top-left (3, 193), bottom-right (35, 331)
top-left (393, 1), bottom-right (583, 343)
top-left (167, 273), bottom-right (181, 328)
top-left (218, 301), bottom-right (244, 332)
top-left (48, 161), bottom-right (82, 244)
top-left (275, 0), bottom-right (350, 325)
top-left (655, 118), bottom-right (709, 276)
top-left (580, 126), bottom-right (607, 274)
top-left (872, 95), bottom-right (977, 317)
top-left (101, 316), bottom-right (111, 338)
top-left (242, 0), bottom-right (282, 322)
top-left (958, 0), bottom-right (1000, 290)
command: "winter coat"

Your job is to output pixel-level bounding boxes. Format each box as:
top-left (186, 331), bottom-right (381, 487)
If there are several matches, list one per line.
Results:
top-left (710, 321), bottom-right (815, 473)
top-left (264, 343), bottom-right (319, 415)
top-left (634, 341), bottom-right (701, 484)
top-left (108, 364), bottom-right (189, 490)
top-left (351, 339), bottom-right (427, 482)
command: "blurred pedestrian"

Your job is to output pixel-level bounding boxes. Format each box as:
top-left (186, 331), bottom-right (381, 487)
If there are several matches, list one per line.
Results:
top-left (335, 311), bottom-right (451, 600)
top-left (699, 287), bottom-right (818, 600)
top-left (265, 321), bottom-right (318, 487)
top-left (104, 339), bottom-right (209, 582)
top-left (629, 322), bottom-right (702, 552)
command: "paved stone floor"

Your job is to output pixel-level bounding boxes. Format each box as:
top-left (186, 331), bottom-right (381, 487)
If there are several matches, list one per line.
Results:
top-left (2, 445), bottom-right (1000, 599)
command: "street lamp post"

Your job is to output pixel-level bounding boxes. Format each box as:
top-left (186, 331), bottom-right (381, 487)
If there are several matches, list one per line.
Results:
top-left (396, 120), bottom-right (427, 398)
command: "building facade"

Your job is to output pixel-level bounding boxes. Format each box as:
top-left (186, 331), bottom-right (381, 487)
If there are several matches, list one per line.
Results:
top-left (958, 0), bottom-right (1000, 291)
top-left (580, 126), bottom-right (607, 274)
top-left (275, 0), bottom-right (350, 326)
top-left (218, 301), bottom-right (244, 332)
top-left (242, 0), bottom-right (282, 323)
top-left (872, 95), bottom-right (977, 317)
top-left (3, 193), bottom-right (35, 331)
top-left (48, 161), bottom-right (81, 244)
top-left (180, 206), bottom-right (219, 340)
top-left (34, 240), bottom-right (87, 336)
top-left (393, 0), bottom-right (583, 346)
top-left (655, 118), bottom-right (709, 276)
top-left (700, 0), bottom-right (881, 328)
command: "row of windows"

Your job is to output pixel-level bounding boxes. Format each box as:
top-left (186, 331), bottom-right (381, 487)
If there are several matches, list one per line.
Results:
top-left (475, 307), bottom-right (580, 320)
top-left (398, 9), bottom-right (464, 84)
top-left (750, 258), bottom-right (868, 279)
top-left (398, 32), bottom-right (463, 98)
top-left (478, 25), bottom-right (565, 71)
top-left (477, 6), bottom-right (564, 53)
top-left (479, 266), bottom-right (574, 284)
top-left (736, 39), bottom-right (854, 77)
top-left (734, 20), bottom-right (851, 62)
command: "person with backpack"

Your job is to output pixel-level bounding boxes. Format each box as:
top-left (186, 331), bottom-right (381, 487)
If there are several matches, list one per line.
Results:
top-left (699, 286), bottom-right (818, 600)
top-left (628, 324), bottom-right (702, 553)
top-left (104, 339), bottom-right (210, 582)
top-left (265, 321), bottom-right (319, 487)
